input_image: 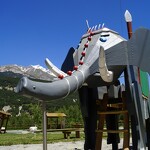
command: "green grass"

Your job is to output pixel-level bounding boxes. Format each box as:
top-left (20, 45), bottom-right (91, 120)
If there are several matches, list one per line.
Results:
top-left (0, 132), bottom-right (85, 146)
top-left (0, 130), bottom-right (125, 146)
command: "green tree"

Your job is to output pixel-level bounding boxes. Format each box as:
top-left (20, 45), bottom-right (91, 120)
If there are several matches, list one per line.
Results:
top-left (28, 103), bottom-right (42, 127)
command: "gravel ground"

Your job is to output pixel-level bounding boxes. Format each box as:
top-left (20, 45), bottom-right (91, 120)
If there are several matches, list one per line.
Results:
top-left (0, 139), bottom-right (128, 150)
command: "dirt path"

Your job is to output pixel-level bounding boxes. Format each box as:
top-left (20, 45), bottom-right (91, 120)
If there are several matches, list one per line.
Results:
top-left (0, 139), bottom-right (128, 150)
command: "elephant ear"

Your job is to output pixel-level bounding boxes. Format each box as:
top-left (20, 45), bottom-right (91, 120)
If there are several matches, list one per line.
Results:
top-left (61, 47), bottom-right (75, 72)
top-left (127, 28), bottom-right (150, 73)
top-left (105, 28), bottom-right (150, 74)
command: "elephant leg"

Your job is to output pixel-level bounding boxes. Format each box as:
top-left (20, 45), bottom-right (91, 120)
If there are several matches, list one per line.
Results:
top-left (78, 86), bottom-right (98, 150)
top-left (106, 107), bottom-right (120, 150)
top-left (146, 118), bottom-right (150, 149)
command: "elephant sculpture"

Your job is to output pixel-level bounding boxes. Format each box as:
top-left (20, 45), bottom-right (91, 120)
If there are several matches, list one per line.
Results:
top-left (15, 26), bottom-right (150, 150)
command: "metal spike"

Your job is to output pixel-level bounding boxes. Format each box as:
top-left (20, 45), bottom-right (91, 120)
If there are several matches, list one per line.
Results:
top-left (102, 23), bottom-right (105, 28)
top-left (91, 26), bottom-right (94, 31)
top-left (98, 24), bottom-right (101, 29)
top-left (86, 20), bottom-right (90, 29)
top-left (94, 25), bottom-right (97, 30)
top-left (87, 28), bottom-right (91, 33)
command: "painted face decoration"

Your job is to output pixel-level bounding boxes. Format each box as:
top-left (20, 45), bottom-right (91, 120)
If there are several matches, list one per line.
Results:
top-left (99, 34), bottom-right (110, 42)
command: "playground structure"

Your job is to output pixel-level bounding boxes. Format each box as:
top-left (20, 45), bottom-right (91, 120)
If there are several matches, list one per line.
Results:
top-left (15, 10), bottom-right (150, 150)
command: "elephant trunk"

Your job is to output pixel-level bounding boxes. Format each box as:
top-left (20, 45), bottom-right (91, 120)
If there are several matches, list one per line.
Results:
top-left (15, 65), bottom-right (90, 101)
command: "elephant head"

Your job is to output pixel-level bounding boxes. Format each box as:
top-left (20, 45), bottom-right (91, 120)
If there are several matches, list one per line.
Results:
top-left (15, 26), bottom-right (150, 101)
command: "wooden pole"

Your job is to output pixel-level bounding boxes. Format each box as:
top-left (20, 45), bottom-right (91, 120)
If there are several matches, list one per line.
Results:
top-left (126, 22), bottom-right (132, 38)
top-left (42, 100), bottom-right (47, 150)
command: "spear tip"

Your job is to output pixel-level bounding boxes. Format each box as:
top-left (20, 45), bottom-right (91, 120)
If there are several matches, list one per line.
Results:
top-left (124, 10), bottom-right (132, 22)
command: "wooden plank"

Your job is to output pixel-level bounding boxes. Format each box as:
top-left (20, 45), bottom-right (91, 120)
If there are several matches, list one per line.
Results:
top-left (46, 113), bottom-right (66, 117)
top-left (96, 129), bottom-right (129, 133)
top-left (0, 111), bottom-right (11, 116)
top-left (47, 128), bottom-right (81, 132)
top-left (107, 103), bottom-right (123, 108)
top-left (97, 110), bottom-right (128, 115)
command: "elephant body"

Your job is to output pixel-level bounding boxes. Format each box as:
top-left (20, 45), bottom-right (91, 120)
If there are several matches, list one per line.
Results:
top-left (15, 27), bottom-right (150, 150)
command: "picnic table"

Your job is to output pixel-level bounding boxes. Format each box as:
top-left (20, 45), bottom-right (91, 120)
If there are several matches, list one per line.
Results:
top-left (46, 113), bottom-right (66, 129)
top-left (0, 111), bottom-right (11, 133)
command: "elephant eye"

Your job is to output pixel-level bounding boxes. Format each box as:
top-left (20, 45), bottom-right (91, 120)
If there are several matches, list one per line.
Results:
top-left (100, 37), bottom-right (107, 42)
top-left (100, 34), bottom-right (110, 42)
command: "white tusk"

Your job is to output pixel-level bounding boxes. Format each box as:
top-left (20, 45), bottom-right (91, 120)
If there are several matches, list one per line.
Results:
top-left (45, 58), bottom-right (67, 77)
top-left (99, 46), bottom-right (113, 82)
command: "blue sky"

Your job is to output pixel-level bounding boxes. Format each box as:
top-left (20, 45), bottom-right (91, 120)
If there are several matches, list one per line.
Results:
top-left (1, 0), bottom-right (150, 69)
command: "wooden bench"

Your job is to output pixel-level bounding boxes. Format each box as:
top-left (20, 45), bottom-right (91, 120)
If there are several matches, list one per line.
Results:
top-left (62, 128), bottom-right (81, 139)
top-left (35, 128), bottom-right (82, 139)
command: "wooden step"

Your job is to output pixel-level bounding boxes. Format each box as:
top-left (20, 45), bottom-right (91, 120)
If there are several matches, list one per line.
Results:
top-left (97, 110), bottom-right (128, 115)
top-left (96, 129), bottom-right (129, 133)
top-left (107, 103), bottom-right (124, 108)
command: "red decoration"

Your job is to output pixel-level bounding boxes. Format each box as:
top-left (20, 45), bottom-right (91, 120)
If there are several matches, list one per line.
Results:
top-left (81, 51), bottom-right (86, 56)
top-left (73, 66), bottom-right (78, 71)
top-left (84, 43), bottom-right (88, 48)
top-left (79, 61), bottom-right (83, 65)
top-left (88, 36), bottom-right (92, 41)
top-left (67, 71), bottom-right (72, 76)
top-left (90, 32), bottom-right (94, 36)
top-left (58, 74), bottom-right (64, 79)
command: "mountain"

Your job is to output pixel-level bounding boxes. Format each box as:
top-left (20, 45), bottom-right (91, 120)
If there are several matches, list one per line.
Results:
top-left (0, 64), bottom-right (56, 81)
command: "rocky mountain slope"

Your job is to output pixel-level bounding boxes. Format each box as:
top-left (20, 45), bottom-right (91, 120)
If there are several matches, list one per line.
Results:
top-left (0, 64), bottom-right (56, 81)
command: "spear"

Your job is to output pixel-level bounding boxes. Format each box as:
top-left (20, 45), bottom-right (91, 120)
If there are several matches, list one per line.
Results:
top-left (125, 10), bottom-right (141, 84)
top-left (123, 9), bottom-right (133, 149)
top-left (124, 10), bottom-right (132, 38)
top-left (124, 9), bottom-right (147, 149)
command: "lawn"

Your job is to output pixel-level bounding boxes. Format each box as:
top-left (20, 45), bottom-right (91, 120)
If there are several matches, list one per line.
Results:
top-left (0, 132), bottom-right (85, 146)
